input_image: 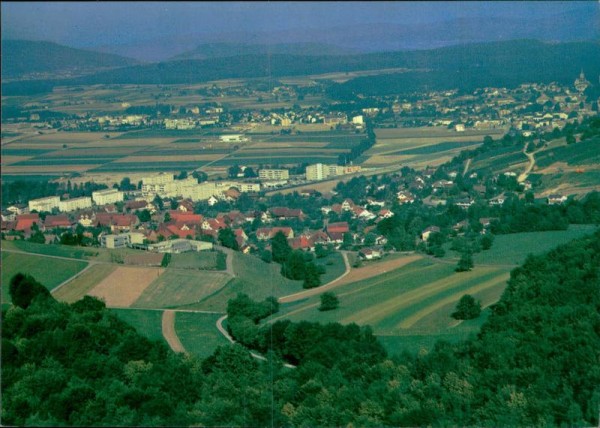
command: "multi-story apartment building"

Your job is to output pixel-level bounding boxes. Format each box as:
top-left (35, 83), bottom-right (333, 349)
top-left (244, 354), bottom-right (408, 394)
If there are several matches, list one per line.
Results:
top-left (28, 196), bottom-right (60, 213)
top-left (92, 188), bottom-right (124, 205)
top-left (58, 197), bottom-right (92, 213)
top-left (259, 169), bottom-right (289, 181)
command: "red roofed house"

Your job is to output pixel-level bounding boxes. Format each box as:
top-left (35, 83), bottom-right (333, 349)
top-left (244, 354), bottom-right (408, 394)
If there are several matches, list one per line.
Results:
top-left (201, 218), bottom-right (227, 232)
top-left (326, 221), bottom-right (349, 243)
top-left (95, 213), bottom-right (138, 232)
top-left (43, 214), bottom-right (72, 230)
top-left (169, 211), bottom-right (203, 224)
top-left (233, 228), bottom-right (248, 248)
top-left (15, 214), bottom-right (40, 232)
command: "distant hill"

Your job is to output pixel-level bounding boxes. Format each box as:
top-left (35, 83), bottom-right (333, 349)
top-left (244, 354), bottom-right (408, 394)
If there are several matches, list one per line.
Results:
top-left (329, 40), bottom-right (600, 97)
top-left (170, 42), bottom-right (355, 61)
top-left (66, 39), bottom-right (600, 88)
top-left (1, 40), bottom-right (140, 78)
top-left (3, 40), bottom-right (599, 97)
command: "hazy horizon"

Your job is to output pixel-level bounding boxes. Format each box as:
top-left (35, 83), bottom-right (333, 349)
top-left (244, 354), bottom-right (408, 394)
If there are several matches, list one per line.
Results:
top-left (2, 1), bottom-right (598, 49)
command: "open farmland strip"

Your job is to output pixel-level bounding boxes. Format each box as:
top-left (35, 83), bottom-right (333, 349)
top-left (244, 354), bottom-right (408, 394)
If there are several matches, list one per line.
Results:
top-left (397, 272), bottom-right (510, 329)
top-left (52, 263), bottom-right (117, 303)
top-left (342, 267), bottom-right (499, 326)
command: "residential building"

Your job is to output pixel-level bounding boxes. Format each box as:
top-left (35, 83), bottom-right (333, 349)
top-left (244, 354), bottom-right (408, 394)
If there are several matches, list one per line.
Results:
top-left (259, 169), bottom-right (289, 181)
top-left (28, 196), bottom-right (60, 213)
top-left (92, 188), bottom-right (124, 205)
top-left (58, 197), bottom-right (92, 213)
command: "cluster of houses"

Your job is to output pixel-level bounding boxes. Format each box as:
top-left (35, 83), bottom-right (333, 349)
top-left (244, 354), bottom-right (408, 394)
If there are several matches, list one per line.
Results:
top-left (1, 193), bottom-right (393, 258)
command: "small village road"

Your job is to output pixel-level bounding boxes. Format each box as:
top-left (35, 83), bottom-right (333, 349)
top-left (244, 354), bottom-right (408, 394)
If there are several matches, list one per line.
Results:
top-left (278, 251), bottom-right (351, 303)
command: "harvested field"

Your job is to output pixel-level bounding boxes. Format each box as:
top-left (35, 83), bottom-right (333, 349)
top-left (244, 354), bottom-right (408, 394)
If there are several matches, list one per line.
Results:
top-left (124, 252), bottom-right (164, 266)
top-left (88, 266), bottom-right (163, 307)
top-left (53, 264), bottom-right (117, 303)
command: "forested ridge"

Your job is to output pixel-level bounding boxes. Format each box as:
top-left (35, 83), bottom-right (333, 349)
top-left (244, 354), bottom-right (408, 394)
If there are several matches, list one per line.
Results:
top-left (3, 39), bottom-right (599, 96)
top-left (2, 230), bottom-right (599, 426)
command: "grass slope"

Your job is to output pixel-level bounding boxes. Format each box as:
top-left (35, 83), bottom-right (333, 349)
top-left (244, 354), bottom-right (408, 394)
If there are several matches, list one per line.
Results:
top-left (174, 312), bottom-right (230, 359)
top-left (1, 252), bottom-right (88, 304)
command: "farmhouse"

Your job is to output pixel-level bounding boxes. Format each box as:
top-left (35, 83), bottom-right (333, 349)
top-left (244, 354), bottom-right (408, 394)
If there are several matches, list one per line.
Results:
top-left (359, 247), bottom-right (383, 260)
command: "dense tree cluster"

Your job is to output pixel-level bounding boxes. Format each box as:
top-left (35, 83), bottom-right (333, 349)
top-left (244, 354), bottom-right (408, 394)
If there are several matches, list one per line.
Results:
top-left (3, 230), bottom-right (599, 426)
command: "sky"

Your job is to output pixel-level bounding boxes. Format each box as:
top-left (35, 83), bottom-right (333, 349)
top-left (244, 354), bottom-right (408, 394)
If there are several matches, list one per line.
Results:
top-left (2, 1), bottom-right (597, 48)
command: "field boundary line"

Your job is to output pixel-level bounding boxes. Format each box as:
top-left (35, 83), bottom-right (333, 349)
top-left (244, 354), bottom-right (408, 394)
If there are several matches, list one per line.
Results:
top-left (50, 262), bottom-right (93, 295)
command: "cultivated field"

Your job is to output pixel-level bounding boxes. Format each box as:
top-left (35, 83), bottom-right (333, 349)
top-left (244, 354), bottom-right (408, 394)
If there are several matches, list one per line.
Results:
top-left (1, 251), bottom-right (88, 304)
top-left (363, 127), bottom-right (505, 169)
top-left (124, 252), bottom-right (164, 266)
top-left (131, 269), bottom-right (230, 309)
top-left (268, 258), bottom-right (512, 355)
top-left (88, 266), bottom-right (163, 307)
top-left (1, 127), bottom-right (366, 180)
top-left (52, 263), bottom-right (117, 303)
top-left (186, 253), bottom-right (302, 311)
top-left (168, 251), bottom-right (224, 270)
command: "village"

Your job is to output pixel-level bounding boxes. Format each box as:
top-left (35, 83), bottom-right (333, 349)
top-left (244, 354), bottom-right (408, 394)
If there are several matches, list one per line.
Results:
top-left (4, 72), bottom-right (597, 137)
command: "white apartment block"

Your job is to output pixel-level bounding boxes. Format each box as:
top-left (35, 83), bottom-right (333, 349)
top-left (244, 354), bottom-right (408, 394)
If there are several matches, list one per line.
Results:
top-left (259, 169), bottom-right (289, 181)
top-left (59, 197), bottom-right (92, 213)
top-left (141, 174), bottom-right (260, 202)
top-left (28, 196), bottom-right (60, 212)
top-left (306, 163), bottom-right (362, 181)
top-left (306, 163), bottom-right (329, 181)
top-left (234, 182), bottom-right (261, 193)
top-left (92, 188), bottom-right (124, 205)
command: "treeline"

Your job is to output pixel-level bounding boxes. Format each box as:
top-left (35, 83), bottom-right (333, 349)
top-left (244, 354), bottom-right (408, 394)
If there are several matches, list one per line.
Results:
top-left (270, 231), bottom-right (324, 289)
top-left (3, 229), bottom-right (600, 425)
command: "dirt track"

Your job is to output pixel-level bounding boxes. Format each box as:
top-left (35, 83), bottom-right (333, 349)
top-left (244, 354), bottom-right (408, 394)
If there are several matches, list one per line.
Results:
top-left (162, 310), bottom-right (186, 353)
